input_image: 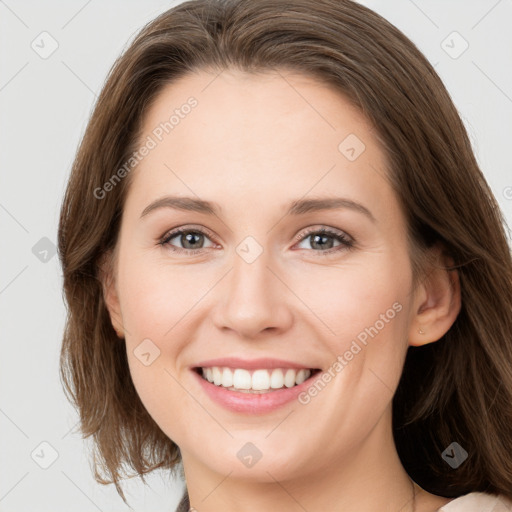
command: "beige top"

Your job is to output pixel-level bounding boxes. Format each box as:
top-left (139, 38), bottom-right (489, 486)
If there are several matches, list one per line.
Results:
top-left (175, 491), bottom-right (512, 511)
top-left (438, 492), bottom-right (512, 511)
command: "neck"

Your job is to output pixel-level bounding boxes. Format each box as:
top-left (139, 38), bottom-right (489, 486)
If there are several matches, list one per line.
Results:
top-left (180, 408), bottom-right (417, 512)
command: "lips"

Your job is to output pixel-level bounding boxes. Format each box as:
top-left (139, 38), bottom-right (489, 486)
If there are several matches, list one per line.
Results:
top-left (196, 366), bottom-right (321, 391)
top-left (192, 356), bottom-right (321, 371)
top-left (190, 357), bottom-right (323, 414)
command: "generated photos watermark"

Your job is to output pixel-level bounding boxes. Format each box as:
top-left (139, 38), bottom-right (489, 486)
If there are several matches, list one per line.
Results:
top-left (93, 96), bottom-right (198, 200)
top-left (298, 301), bottom-right (403, 405)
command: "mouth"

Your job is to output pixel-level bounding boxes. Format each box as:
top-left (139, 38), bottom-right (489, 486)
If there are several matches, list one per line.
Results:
top-left (193, 366), bottom-right (322, 394)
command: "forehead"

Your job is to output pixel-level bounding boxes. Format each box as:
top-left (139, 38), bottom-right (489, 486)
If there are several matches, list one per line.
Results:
top-left (139, 67), bottom-right (378, 150)
top-left (127, 68), bottom-right (392, 215)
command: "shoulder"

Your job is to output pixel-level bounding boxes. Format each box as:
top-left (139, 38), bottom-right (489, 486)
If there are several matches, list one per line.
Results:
top-left (438, 492), bottom-right (512, 511)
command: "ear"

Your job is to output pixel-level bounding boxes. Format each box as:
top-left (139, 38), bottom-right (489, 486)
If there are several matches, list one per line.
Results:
top-left (408, 244), bottom-right (461, 347)
top-left (98, 249), bottom-right (125, 339)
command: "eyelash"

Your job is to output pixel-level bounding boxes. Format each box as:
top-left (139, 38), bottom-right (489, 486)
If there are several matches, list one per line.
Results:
top-left (158, 225), bottom-right (355, 257)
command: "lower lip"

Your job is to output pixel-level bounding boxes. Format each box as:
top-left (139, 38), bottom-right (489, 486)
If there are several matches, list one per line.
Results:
top-left (192, 369), bottom-right (321, 414)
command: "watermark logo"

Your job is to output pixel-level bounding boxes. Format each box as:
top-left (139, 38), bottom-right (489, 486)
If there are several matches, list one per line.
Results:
top-left (134, 338), bottom-right (161, 366)
top-left (31, 441), bottom-right (59, 469)
top-left (237, 442), bottom-right (263, 468)
top-left (441, 31), bottom-right (469, 60)
top-left (441, 442), bottom-right (468, 469)
top-left (31, 31), bottom-right (59, 59)
top-left (236, 236), bottom-right (264, 264)
top-left (338, 133), bottom-right (366, 161)
top-left (32, 236), bottom-right (57, 263)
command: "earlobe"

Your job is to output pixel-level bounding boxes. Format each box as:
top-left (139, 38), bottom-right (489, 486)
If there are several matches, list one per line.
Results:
top-left (98, 250), bottom-right (125, 339)
top-left (409, 246), bottom-right (461, 347)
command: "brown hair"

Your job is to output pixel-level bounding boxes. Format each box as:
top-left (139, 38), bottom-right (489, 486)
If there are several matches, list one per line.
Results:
top-left (57, 0), bottom-right (512, 505)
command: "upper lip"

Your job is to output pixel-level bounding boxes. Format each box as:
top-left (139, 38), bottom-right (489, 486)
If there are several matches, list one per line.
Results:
top-left (193, 357), bottom-right (320, 371)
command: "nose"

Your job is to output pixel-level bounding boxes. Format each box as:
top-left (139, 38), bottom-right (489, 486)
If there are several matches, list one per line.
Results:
top-left (211, 248), bottom-right (293, 339)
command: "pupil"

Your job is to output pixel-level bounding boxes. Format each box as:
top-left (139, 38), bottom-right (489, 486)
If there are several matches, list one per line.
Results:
top-left (311, 233), bottom-right (333, 250)
top-left (183, 232), bottom-right (203, 249)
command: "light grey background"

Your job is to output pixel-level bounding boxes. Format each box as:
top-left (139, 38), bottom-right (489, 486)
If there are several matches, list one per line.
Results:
top-left (1, 1), bottom-right (511, 511)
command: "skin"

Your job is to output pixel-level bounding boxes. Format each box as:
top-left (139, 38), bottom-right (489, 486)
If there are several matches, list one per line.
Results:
top-left (102, 68), bottom-right (461, 512)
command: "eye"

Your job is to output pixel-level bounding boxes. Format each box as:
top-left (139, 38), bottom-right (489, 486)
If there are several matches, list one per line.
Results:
top-left (293, 226), bottom-right (354, 256)
top-left (159, 226), bottom-right (217, 255)
top-left (158, 225), bottom-right (355, 256)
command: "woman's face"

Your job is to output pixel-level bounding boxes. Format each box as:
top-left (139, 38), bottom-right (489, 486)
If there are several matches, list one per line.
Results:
top-left (104, 68), bottom-right (423, 483)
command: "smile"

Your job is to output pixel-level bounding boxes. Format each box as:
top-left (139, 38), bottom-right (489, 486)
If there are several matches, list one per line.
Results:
top-left (192, 366), bottom-right (323, 414)
top-left (195, 366), bottom-right (321, 393)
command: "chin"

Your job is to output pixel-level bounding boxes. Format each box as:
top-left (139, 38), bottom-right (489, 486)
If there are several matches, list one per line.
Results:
top-left (189, 437), bottom-right (314, 483)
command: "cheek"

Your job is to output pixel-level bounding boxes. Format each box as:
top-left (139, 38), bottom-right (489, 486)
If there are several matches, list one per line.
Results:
top-left (296, 253), bottom-right (412, 406)
top-left (118, 253), bottom-right (213, 337)
top-left (119, 265), bottom-right (193, 440)
top-left (117, 257), bottom-right (214, 431)
top-left (293, 258), bottom-right (409, 348)
top-left (125, 353), bottom-right (188, 445)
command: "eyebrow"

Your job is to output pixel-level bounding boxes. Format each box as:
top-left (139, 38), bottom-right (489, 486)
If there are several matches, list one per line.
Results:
top-left (140, 195), bottom-right (376, 223)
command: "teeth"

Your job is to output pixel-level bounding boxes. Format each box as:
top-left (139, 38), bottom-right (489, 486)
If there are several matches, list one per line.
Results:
top-left (212, 367), bottom-right (222, 385)
top-left (200, 367), bottom-right (313, 392)
top-left (284, 368), bottom-right (296, 387)
top-left (222, 367), bottom-right (233, 387)
top-left (270, 368), bottom-right (285, 389)
top-left (253, 369), bottom-right (273, 390)
top-left (295, 369), bottom-right (309, 385)
top-left (233, 368), bottom-right (252, 389)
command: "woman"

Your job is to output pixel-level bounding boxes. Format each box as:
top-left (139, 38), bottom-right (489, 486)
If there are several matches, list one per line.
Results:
top-left (58, 1), bottom-right (512, 511)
